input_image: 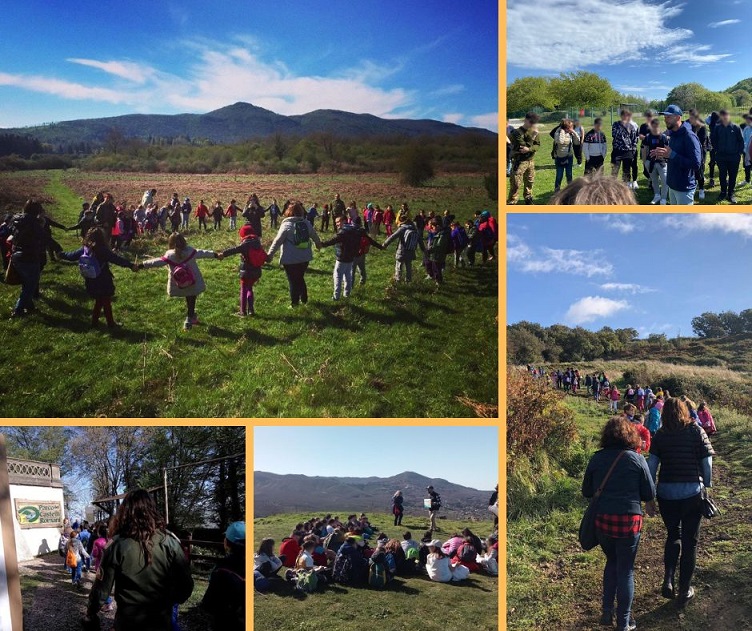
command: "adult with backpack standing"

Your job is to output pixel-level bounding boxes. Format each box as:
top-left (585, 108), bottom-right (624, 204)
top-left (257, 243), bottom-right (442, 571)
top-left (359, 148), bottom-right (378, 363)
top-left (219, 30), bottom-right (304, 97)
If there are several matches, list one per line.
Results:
top-left (6, 200), bottom-right (46, 318)
top-left (427, 485), bottom-right (442, 532)
top-left (651, 105), bottom-right (702, 205)
top-left (647, 398), bottom-right (715, 608)
top-left (582, 417), bottom-right (656, 631)
top-left (392, 491), bottom-right (404, 527)
top-left (710, 109), bottom-right (745, 204)
top-left (382, 215), bottom-right (425, 282)
top-left (266, 202), bottom-right (323, 308)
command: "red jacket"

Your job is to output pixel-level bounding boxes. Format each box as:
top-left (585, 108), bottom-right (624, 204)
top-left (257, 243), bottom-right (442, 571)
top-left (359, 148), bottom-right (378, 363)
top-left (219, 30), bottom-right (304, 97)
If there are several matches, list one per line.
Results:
top-left (195, 204), bottom-right (209, 218)
top-left (634, 423), bottom-right (651, 454)
top-left (278, 538), bottom-right (300, 568)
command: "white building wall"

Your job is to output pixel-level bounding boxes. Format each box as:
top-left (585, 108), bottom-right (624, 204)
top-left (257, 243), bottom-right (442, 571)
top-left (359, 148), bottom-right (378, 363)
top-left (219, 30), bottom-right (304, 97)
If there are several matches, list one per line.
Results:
top-left (8, 484), bottom-right (64, 562)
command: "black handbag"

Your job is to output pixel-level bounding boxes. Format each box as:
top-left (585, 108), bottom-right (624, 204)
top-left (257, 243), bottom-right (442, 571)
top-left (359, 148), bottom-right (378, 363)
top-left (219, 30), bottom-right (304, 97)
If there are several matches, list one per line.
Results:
top-left (700, 485), bottom-right (720, 519)
top-left (579, 450), bottom-right (626, 551)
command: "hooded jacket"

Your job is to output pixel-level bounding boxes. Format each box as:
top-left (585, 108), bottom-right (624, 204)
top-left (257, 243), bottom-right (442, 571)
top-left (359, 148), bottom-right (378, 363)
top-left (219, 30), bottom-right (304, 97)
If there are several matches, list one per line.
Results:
top-left (665, 121), bottom-right (702, 192)
top-left (267, 217), bottom-right (322, 265)
top-left (320, 224), bottom-right (379, 263)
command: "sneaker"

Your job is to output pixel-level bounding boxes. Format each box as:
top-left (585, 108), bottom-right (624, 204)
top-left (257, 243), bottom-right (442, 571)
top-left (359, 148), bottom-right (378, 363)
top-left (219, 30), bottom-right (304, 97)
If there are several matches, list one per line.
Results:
top-left (661, 580), bottom-right (675, 599)
top-left (332, 295), bottom-right (339, 301)
top-left (660, 199), bottom-right (667, 205)
top-left (190, 315), bottom-right (199, 325)
top-left (183, 319), bottom-right (192, 331)
top-left (650, 194), bottom-right (661, 204)
top-left (698, 189), bottom-right (705, 200)
top-left (718, 193), bottom-right (727, 203)
top-left (524, 197), bottom-right (534, 205)
top-left (730, 195), bottom-right (738, 204)
top-left (632, 181), bottom-right (639, 190)
top-left (709, 178), bottom-right (715, 188)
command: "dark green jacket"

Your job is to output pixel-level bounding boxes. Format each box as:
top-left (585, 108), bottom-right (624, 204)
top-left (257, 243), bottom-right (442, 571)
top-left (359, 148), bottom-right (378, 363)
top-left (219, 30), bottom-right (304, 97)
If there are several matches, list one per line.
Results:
top-left (510, 126), bottom-right (541, 162)
top-left (88, 531), bottom-right (194, 631)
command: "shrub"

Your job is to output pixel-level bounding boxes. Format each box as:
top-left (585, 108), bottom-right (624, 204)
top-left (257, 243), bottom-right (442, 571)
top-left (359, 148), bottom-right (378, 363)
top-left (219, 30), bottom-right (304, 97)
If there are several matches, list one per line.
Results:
top-left (397, 143), bottom-right (434, 186)
top-left (483, 172), bottom-right (498, 201)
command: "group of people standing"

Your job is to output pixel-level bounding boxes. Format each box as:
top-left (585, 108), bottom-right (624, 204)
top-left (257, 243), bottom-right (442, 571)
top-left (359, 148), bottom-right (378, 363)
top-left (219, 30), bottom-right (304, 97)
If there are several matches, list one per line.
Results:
top-left (2, 190), bottom-right (497, 327)
top-left (583, 396), bottom-right (716, 631)
top-left (507, 104), bottom-right (752, 205)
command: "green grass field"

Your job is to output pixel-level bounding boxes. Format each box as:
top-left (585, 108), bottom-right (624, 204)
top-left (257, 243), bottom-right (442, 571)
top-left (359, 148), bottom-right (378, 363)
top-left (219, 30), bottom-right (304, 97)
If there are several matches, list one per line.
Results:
top-left (507, 375), bottom-right (752, 630)
top-left (506, 116), bottom-right (752, 205)
top-left (0, 171), bottom-right (497, 418)
top-left (254, 511), bottom-right (498, 631)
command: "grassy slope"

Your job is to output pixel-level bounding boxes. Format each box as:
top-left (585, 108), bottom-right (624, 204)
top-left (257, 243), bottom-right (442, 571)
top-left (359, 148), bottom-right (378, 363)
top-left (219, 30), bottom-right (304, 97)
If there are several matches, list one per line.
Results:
top-left (0, 171), bottom-right (497, 418)
top-left (507, 118), bottom-right (752, 205)
top-left (507, 382), bottom-right (752, 630)
top-left (254, 511), bottom-right (498, 631)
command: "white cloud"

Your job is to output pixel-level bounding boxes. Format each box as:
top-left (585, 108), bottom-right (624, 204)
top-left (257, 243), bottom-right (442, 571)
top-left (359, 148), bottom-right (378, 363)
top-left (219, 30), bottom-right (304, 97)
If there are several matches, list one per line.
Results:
top-left (67, 58), bottom-right (156, 84)
top-left (600, 282), bottom-right (656, 294)
top-left (507, 0), bottom-right (731, 71)
top-left (0, 47), bottom-right (416, 120)
top-left (590, 214), bottom-right (639, 234)
top-left (431, 84), bottom-right (466, 97)
top-left (708, 19), bottom-right (741, 28)
top-left (565, 296), bottom-right (630, 325)
top-left (469, 112), bottom-right (498, 132)
top-left (507, 234), bottom-right (613, 277)
top-left (442, 113), bottom-right (465, 124)
top-left (664, 213), bottom-right (752, 237)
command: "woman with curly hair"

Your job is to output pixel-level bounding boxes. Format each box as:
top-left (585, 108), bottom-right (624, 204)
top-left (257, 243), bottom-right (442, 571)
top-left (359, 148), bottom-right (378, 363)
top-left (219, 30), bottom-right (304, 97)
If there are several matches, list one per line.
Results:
top-left (84, 489), bottom-right (193, 631)
top-left (582, 417), bottom-right (656, 631)
top-left (648, 397), bottom-right (715, 607)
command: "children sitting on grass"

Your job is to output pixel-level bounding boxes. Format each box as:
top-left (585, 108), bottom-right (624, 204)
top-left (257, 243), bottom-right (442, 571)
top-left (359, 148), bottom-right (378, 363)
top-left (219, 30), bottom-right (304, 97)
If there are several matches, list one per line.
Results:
top-left (254, 513), bottom-right (498, 593)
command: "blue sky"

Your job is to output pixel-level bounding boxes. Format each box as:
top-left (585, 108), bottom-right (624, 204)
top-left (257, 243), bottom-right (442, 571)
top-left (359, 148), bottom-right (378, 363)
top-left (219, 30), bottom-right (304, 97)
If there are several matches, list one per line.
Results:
top-left (0, 0), bottom-right (497, 130)
top-left (507, 0), bottom-right (751, 101)
top-left (508, 214), bottom-right (752, 337)
top-left (254, 426), bottom-right (498, 490)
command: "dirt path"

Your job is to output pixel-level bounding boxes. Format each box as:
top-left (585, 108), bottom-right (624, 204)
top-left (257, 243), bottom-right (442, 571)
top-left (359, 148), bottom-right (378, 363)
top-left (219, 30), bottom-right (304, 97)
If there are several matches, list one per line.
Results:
top-left (564, 392), bottom-right (752, 630)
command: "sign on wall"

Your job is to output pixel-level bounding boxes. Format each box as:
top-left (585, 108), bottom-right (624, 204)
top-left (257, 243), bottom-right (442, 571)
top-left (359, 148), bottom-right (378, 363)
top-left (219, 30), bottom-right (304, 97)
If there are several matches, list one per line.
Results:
top-left (13, 500), bottom-right (63, 529)
top-left (0, 435), bottom-right (23, 630)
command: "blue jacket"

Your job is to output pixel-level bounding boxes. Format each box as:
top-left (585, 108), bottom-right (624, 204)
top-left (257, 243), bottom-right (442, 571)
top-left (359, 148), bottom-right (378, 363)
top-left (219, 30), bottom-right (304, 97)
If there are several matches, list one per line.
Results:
top-left (666, 122), bottom-right (701, 192)
top-left (582, 448), bottom-right (655, 516)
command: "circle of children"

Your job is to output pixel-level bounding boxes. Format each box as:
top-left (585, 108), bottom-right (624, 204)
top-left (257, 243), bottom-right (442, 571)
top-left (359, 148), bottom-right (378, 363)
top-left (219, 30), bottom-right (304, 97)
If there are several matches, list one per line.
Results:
top-left (254, 488), bottom-right (499, 595)
top-left (507, 106), bottom-right (752, 205)
top-left (527, 365), bottom-right (718, 439)
top-left (1, 189), bottom-right (498, 329)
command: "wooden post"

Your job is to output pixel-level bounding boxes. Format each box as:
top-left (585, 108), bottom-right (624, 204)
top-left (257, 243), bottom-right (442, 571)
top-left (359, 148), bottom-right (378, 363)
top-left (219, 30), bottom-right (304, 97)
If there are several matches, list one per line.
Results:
top-left (0, 435), bottom-right (23, 631)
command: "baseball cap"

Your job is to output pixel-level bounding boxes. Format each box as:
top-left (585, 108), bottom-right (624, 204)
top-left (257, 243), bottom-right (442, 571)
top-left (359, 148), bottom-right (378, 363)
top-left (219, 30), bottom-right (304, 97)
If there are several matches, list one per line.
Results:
top-left (225, 521), bottom-right (245, 545)
top-left (426, 485), bottom-right (434, 490)
top-left (659, 104), bottom-right (683, 116)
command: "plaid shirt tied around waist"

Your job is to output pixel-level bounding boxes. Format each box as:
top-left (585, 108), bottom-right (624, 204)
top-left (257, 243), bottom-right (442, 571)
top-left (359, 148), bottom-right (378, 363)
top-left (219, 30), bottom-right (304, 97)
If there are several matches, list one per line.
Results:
top-left (595, 513), bottom-right (643, 538)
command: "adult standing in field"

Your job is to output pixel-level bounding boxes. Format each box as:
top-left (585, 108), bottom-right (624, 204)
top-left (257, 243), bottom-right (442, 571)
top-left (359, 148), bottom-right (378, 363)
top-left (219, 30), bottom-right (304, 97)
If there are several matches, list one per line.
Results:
top-left (7, 200), bottom-right (46, 318)
top-left (392, 491), bottom-right (404, 526)
top-left (641, 117), bottom-right (670, 205)
top-left (267, 198), bottom-right (281, 230)
top-left (142, 188), bottom-right (157, 207)
top-left (426, 485), bottom-right (442, 532)
top-left (583, 118), bottom-right (608, 174)
top-left (611, 110), bottom-right (639, 189)
top-left (266, 201), bottom-right (323, 308)
top-left (706, 111), bottom-right (720, 188)
top-left (552, 119), bottom-right (581, 193)
top-left (582, 417), bottom-right (656, 631)
top-left (507, 112), bottom-right (541, 205)
top-left (84, 489), bottom-right (194, 631)
top-left (651, 105), bottom-right (701, 205)
top-left (332, 193), bottom-right (346, 221)
top-left (687, 110), bottom-right (709, 201)
top-left (647, 397), bottom-right (715, 607)
top-left (243, 194), bottom-right (266, 237)
top-left (95, 193), bottom-right (117, 238)
top-left (710, 109), bottom-right (745, 204)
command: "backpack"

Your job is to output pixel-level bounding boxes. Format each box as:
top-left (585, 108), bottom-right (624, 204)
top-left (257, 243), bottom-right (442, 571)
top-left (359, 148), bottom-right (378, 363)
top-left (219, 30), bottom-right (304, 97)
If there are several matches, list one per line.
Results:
top-left (431, 493), bottom-right (442, 511)
top-left (245, 243), bottom-right (267, 269)
top-left (65, 547), bottom-right (78, 568)
top-left (292, 220), bottom-right (310, 249)
top-left (78, 247), bottom-right (102, 279)
top-left (295, 569), bottom-right (318, 593)
top-left (455, 228), bottom-right (469, 250)
top-left (163, 250), bottom-right (197, 289)
top-left (368, 559), bottom-right (388, 589)
top-left (459, 543), bottom-right (476, 563)
top-left (646, 408), bottom-right (661, 434)
top-left (357, 235), bottom-right (371, 257)
top-left (403, 227), bottom-right (419, 252)
top-left (405, 546), bottom-right (419, 561)
top-left (332, 553), bottom-right (353, 584)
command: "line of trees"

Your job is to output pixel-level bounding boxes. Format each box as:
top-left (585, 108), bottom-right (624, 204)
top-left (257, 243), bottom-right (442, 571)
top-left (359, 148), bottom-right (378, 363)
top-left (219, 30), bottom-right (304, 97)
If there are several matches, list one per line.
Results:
top-left (507, 71), bottom-right (742, 118)
top-left (691, 310), bottom-right (752, 338)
